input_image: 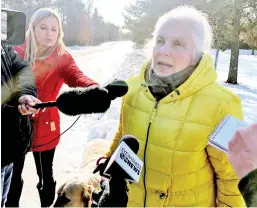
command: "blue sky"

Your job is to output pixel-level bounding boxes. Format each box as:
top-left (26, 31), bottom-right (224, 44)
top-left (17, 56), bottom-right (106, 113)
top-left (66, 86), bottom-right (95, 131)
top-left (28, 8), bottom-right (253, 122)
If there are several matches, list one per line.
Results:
top-left (93, 0), bottom-right (135, 26)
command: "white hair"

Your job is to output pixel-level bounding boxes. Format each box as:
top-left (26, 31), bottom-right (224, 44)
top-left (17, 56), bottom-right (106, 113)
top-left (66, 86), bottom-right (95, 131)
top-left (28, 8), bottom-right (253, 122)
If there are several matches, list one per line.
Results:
top-left (145, 5), bottom-right (213, 63)
top-left (25, 8), bottom-right (66, 67)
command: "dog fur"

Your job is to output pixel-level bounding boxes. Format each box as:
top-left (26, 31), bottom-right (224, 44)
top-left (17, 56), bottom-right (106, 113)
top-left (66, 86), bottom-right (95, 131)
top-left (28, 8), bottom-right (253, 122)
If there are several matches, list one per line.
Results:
top-left (54, 139), bottom-right (110, 207)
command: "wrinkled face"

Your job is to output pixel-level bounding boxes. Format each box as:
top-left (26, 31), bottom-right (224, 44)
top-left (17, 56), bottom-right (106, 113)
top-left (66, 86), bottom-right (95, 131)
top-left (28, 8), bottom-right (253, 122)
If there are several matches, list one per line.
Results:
top-left (152, 20), bottom-right (194, 76)
top-left (34, 16), bottom-right (59, 48)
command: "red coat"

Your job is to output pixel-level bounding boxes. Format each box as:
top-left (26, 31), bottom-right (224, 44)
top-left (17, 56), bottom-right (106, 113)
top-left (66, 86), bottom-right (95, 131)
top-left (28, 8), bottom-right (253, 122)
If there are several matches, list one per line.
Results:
top-left (14, 44), bottom-right (98, 152)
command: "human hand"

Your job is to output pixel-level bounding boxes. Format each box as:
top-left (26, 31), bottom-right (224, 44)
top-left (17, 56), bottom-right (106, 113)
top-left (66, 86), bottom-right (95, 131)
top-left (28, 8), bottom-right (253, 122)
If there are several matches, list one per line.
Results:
top-left (18, 95), bottom-right (43, 115)
top-left (228, 123), bottom-right (257, 179)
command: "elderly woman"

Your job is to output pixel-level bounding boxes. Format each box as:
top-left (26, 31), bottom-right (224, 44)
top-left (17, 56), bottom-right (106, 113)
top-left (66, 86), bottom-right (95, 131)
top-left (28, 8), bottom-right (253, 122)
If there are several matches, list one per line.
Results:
top-left (100, 6), bottom-right (246, 207)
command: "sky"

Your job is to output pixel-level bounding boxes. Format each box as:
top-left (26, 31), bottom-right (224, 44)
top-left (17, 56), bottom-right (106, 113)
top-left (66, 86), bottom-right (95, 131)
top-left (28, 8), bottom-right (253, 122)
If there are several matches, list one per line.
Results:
top-left (93, 0), bottom-right (135, 26)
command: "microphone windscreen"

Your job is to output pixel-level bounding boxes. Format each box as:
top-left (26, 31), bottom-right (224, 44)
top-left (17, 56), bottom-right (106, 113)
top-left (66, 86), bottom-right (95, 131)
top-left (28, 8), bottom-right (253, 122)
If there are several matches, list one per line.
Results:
top-left (56, 85), bottom-right (111, 116)
top-left (105, 80), bottom-right (128, 100)
top-left (119, 135), bottom-right (139, 154)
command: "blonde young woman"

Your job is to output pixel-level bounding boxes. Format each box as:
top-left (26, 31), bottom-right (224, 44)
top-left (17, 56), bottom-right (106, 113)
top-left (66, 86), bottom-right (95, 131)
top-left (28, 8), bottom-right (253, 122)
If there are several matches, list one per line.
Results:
top-left (6, 8), bottom-right (98, 207)
top-left (95, 6), bottom-right (246, 207)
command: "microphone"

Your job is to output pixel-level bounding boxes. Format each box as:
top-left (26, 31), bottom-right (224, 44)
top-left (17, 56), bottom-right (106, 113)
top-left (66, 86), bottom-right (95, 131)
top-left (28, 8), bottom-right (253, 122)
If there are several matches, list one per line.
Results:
top-left (105, 80), bottom-right (129, 100)
top-left (33, 80), bottom-right (128, 116)
top-left (103, 135), bottom-right (140, 180)
top-left (92, 135), bottom-right (142, 207)
top-left (93, 135), bottom-right (141, 180)
top-left (119, 135), bottom-right (139, 153)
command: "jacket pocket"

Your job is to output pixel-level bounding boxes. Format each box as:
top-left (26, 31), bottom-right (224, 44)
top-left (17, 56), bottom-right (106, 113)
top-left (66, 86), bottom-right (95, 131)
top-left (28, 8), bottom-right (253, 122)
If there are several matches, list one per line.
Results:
top-left (127, 184), bottom-right (167, 207)
top-left (147, 187), bottom-right (167, 207)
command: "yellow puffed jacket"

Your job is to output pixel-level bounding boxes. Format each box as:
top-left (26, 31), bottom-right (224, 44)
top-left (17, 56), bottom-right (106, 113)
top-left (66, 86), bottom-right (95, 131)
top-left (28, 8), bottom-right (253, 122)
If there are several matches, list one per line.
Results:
top-left (106, 53), bottom-right (246, 207)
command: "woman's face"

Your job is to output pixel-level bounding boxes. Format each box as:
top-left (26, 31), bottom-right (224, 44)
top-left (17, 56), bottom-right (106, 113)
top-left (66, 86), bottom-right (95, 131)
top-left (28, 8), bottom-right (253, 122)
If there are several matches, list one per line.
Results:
top-left (152, 20), bottom-right (195, 77)
top-left (34, 16), bottom-right (59, 48)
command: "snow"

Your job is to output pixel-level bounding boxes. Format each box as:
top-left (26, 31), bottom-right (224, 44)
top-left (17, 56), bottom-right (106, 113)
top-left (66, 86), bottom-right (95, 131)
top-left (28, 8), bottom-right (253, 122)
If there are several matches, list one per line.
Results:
top-left (19, 41), bottom-right (257, 207)
top-left (221, 49), bottom-right (256, 56)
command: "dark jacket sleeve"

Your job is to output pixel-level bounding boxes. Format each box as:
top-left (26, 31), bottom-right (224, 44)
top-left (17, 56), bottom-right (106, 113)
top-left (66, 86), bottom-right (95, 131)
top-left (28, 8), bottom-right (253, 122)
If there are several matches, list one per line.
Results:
top-left (8, 45), bottom-right (37, 102)
top-left (238, 169), bottom-right (257, 207)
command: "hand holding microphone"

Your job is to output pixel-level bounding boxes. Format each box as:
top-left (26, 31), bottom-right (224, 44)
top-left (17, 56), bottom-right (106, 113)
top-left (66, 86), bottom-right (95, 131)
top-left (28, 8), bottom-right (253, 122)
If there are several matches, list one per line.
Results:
top-left (18, 95), bottom-right (42, 115)
top-left (92, 135), bottom-right (141, 207)
top-left (33, 80), bottom-right (128, 116)
top-left (93, 135), bottom-right (140, 178)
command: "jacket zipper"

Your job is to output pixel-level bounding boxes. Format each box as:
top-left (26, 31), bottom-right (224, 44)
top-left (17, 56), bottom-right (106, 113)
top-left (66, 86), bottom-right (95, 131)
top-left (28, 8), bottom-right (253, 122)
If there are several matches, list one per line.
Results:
top-left (143, 100), bottom-right (159, 207)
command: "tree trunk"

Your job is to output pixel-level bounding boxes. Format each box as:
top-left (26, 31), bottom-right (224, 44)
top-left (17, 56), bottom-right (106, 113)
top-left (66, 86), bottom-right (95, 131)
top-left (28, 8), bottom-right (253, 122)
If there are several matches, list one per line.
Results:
top-left (226, 5), bottom-right (240, 84)
top-left (91, 35), bottom-right (94, 46)
top-left (215, 49), bottom-right (220, 70)
top-left (252, 49), bottom-right (255, 55)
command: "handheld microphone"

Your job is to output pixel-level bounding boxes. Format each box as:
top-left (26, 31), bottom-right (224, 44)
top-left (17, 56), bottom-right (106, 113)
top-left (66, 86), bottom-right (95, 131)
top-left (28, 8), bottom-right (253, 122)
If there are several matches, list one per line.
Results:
top-left (93, 135), bottom-right (141, 180)
top-left (105, 80), bottom-right (129, 100)
top-left (92, 135), bottom-right (142, 207)
top-left (119, 135), bottom-right (139, 154)
top-left (33, 80), bottom-right (128, 116)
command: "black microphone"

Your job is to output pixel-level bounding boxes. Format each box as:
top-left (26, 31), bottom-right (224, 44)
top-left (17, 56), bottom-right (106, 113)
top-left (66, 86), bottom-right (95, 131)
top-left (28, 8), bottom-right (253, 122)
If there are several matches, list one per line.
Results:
top-left (119, 135), bottom-right (139, 153)
top-left (105, 80), bottom-right (129, 100)
top-left (92, 135), bottom-right (141, 207)
top-left (93, 135), bottom-right (139, 179)
top-left (104, 135), bottom-right (139, 179)
top-left (33, 80), bottom-right (128, 116)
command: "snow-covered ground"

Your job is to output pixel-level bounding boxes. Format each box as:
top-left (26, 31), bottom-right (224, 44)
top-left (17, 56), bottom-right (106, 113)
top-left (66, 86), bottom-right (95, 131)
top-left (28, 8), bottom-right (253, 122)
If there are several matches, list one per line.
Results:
top-left (20, 41), bottom-right (257, 207)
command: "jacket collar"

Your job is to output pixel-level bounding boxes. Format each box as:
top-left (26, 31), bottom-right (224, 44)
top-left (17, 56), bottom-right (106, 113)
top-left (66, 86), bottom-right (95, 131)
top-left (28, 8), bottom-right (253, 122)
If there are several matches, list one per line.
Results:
top-left (15, 42), bottom-right (60, 67)
top-left (139, 53), bottom-right (218, 103)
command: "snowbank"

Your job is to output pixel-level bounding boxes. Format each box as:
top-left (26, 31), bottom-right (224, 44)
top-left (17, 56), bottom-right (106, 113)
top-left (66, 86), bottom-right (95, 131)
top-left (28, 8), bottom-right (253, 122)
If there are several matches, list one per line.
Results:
top-left (87, 98), bottom-right (122, 142)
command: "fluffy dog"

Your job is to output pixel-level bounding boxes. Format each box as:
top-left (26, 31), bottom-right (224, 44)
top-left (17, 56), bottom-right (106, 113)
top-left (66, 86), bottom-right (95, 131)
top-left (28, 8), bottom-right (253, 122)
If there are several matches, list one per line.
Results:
top-left (54, 139), bottom-right (110, 207)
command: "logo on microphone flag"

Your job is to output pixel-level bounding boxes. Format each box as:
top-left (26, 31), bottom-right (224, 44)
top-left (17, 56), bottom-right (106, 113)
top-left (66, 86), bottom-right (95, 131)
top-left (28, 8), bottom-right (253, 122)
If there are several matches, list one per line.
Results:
top-left (104, 141), bottom-right (143, 183)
